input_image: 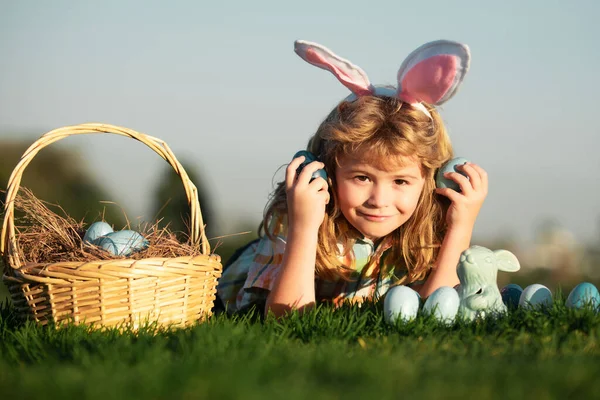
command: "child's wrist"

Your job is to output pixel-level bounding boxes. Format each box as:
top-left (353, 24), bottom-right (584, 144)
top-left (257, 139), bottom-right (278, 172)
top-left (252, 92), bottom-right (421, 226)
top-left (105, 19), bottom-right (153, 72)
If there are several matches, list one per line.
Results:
top-left (287, 223), bottom-right (320, 242)
top-left (447, 219), bottom-right (476, 234)
top-left (444, 223), bottom-right (473, 245)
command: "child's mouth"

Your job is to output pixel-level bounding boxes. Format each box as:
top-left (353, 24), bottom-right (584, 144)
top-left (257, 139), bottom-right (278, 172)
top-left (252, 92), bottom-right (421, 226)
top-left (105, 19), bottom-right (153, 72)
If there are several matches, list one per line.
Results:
top-left (358, 211), bottom-right (391, 222)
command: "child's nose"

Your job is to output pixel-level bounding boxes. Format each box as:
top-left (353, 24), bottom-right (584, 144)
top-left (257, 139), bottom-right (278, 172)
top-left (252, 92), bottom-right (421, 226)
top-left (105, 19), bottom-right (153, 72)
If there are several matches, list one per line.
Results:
top-left (366, 184), bottom-right (391, 208)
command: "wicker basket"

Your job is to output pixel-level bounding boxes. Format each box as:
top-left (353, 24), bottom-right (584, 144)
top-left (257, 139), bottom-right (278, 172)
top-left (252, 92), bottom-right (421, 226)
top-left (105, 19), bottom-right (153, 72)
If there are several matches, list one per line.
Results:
top-left (1, 123), bottom-right (222, 329)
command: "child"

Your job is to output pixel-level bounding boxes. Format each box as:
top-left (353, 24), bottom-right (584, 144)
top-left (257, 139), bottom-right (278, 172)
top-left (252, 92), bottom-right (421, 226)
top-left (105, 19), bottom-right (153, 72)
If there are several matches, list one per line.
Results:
top-left (217, 39), bottom-right (488, 317)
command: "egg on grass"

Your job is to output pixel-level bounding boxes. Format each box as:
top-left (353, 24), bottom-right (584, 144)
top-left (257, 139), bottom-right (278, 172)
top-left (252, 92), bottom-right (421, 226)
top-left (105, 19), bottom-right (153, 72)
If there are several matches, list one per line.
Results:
top-left (423, 286), bottom-right (460, 324)
top-left (566, 282), bottom-right (600, 310)
top-left (500, 283), bottom-right (523, 310)
top-left (383, 285), bottom-right (420, 324)
top-left (519, 284), bottom-right (553, 309)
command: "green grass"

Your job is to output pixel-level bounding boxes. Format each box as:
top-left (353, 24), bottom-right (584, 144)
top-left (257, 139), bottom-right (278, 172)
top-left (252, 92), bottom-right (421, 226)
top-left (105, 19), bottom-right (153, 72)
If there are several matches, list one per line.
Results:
top-left (1, 297), bottom-right (599, 400)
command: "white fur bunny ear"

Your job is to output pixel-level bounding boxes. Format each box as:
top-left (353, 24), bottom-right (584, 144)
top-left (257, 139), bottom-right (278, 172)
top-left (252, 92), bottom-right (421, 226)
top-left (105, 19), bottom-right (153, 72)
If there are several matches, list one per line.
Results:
top-left (294, 40), bottom-right (374, 96)
top-left (397, 40), bottom-right (471, 116)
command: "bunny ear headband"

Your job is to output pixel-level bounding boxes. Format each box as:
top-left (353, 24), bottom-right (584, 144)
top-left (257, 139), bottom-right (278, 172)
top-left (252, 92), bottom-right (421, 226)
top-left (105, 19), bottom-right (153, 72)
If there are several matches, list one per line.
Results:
top-left (294, 39), bottom-right (470, 118)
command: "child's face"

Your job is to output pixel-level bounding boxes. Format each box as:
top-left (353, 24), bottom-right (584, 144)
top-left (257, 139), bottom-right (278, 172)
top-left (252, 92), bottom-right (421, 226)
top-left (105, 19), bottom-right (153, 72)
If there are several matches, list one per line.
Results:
top-left (334, 154), bottom-right (426, 241)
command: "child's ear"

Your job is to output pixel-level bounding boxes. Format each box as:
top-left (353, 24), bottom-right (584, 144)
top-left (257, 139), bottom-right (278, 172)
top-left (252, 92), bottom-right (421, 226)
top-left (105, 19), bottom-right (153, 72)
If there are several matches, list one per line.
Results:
top-left (493, 249), bottom-right (520, 272)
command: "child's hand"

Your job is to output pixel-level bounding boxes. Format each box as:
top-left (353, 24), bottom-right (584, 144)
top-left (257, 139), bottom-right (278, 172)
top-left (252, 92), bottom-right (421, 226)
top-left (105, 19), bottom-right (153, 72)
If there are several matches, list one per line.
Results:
top-left (435, 162), bottom-right (488, 231)
top-left (285, 155), bottom-right (330, 232)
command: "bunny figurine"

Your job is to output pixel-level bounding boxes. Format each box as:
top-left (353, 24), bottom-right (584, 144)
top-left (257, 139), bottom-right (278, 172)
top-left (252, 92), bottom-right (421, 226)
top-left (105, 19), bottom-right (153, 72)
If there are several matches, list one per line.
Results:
top-left (456, 245), bottom-right (520, 320)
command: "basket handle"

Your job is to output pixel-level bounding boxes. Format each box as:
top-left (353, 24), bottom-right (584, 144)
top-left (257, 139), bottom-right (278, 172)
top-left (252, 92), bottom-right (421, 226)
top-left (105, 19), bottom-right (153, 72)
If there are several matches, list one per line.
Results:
top-left (1, 123), bottom-right (210, 270)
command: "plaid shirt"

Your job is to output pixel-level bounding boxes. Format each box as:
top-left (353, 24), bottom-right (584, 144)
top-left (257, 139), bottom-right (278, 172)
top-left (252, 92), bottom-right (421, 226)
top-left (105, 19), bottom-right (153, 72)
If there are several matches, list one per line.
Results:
top-left (217, 217), bottom-right (418, 313)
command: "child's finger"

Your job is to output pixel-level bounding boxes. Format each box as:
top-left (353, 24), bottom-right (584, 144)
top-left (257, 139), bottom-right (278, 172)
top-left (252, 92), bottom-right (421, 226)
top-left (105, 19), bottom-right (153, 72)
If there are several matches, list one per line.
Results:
top-left (316, 187), bottom-right (331, 205)
top-left (466, 163), bottom-right (488, 192)
top-left (299, 161), bottom-right (325, 183)
top-left (309, 175), bottom-right (329, 192)
top-left (285, 156), bottom-right (306, 189)
top-left (458, 163), bottom-right (481, 191)
top-left (435, 187), bottom-right (462, 203)
top-left (444, 171), bottom-right (472, 194)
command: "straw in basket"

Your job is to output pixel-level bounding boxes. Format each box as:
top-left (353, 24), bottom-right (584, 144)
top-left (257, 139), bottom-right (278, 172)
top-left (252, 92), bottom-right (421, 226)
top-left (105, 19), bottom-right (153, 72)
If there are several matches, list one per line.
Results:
top-left (1, 123), bottom-right (222, 329)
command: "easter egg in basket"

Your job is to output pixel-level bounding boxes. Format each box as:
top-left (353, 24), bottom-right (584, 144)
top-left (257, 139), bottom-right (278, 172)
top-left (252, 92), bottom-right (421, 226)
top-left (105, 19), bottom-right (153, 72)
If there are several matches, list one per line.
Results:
top-left (83, 221), bottom-right (114, 243)
top-left (94, 230), bottom-right (149, 256)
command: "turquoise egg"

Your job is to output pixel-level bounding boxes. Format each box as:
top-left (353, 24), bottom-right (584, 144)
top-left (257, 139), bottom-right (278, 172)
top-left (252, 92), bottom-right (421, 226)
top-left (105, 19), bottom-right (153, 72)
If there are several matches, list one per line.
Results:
top-left (423, 286), bottom-right (460, 324)
top-left (293, 150), bottom-right (328, 181)
top-left (435, 157), bottom-right (469, 191)
top-left (501, 283), bottom-right (523, 310)
top-left (83, 221), bottom-right (114, 244)
top-left (519, 284), bottom-right (553, 309)
top-left (566, 282), bottom-right (600, 310)
top-left (383, 285), bottom-right (420, 324)
top-left (293, 150), bottom-right (316, 163)
top-left (94, 230), bottom-right (149, 256)
top-left (311, 168), bottom-right (328, 181)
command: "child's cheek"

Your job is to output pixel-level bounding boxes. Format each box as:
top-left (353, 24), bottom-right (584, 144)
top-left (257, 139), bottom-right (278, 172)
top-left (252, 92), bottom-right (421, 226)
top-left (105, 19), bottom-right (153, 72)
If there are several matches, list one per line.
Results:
top-left (335, 181), bottom-right (354, 205)
top-left (398, 186), bottom-right (423, 212)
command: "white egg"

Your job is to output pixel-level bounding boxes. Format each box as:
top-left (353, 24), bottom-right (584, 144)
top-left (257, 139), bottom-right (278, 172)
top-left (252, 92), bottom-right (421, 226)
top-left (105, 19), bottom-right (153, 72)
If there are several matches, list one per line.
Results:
top-left (519, 284), bottom-right (553, 309)
top-left (566, 282), bottom-right (600, 310)
top-left (94, 230), bottom-right (149, 256)
top-left (423, 286), bottom-right (460, 324)
top-left (383, 285), bottom-right (420, 324)
top-left (83, 221), bottom-right (114, 243)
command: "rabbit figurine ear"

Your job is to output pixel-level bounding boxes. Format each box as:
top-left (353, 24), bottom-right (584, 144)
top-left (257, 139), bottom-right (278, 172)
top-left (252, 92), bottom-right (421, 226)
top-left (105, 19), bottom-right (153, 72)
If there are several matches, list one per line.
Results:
top-left (396, 40), bottom-right (471, 116)
top-left (493, 249), bottom-right (521, 273)
top-left (294, 40), bottom-right (374, 96)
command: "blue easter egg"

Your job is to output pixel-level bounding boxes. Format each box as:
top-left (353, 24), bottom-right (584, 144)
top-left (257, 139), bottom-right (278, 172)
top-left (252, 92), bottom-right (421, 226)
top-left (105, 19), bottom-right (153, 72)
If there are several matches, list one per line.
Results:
top-left (94, 230), bottom-right (149, 256)
top-left (293, 150), bottom-right (317, 163)
top-left (83, 221), bottom-right (114, 244)
top-left (436, 157), bottom-right (470, 191)
top-left (519, 284), bottom-right (553, 309)
top-left (383, 285), bottom-right (420, 324)
top-left (423, 286), bottom-right (460, 324)
top-left (566, 282), bottom-right (600, 310)
top-left (293, 150), bottom-right (328, 181)
top-left (94, 236), bottom-right (119, 255)
top-left (501, 283), bottom-right (523, 310)
top-left (311, 168), bottom-right (328, 181)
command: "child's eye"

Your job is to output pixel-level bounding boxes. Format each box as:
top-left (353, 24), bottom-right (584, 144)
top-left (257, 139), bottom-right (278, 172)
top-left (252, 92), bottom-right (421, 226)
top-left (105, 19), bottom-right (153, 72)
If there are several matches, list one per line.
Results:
top-left (394, 179), bottom-right (408, 185)
top-left (355, 175), bottom-right (370, 182)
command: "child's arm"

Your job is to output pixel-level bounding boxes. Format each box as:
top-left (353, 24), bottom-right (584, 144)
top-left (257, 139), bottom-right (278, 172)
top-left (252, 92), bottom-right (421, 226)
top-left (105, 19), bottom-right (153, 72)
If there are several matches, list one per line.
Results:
top-left (418, 162), bottom-right (488, 298)
top-left (265, 224), bottom-right (319, 316)
top-left (265, 156), bottom-right (330, 317)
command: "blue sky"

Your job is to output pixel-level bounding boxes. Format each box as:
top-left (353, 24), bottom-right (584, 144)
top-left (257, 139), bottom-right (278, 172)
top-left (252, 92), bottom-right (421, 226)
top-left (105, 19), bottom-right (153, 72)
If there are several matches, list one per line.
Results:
top-left (1, 0), bottom-right (599, 245)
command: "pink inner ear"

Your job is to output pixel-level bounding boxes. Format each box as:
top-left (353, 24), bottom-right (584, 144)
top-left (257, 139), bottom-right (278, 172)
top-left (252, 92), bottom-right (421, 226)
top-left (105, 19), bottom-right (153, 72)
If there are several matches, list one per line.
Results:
top-left (305, 48), bottom-right (373, 96)
top-left (398, 55), bottom-right (458, 104)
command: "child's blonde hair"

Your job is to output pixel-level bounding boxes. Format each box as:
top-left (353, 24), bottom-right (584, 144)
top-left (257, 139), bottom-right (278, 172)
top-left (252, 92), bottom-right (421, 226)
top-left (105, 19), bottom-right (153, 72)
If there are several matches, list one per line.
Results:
top-left (262, 96), bottom-right (454, 284)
